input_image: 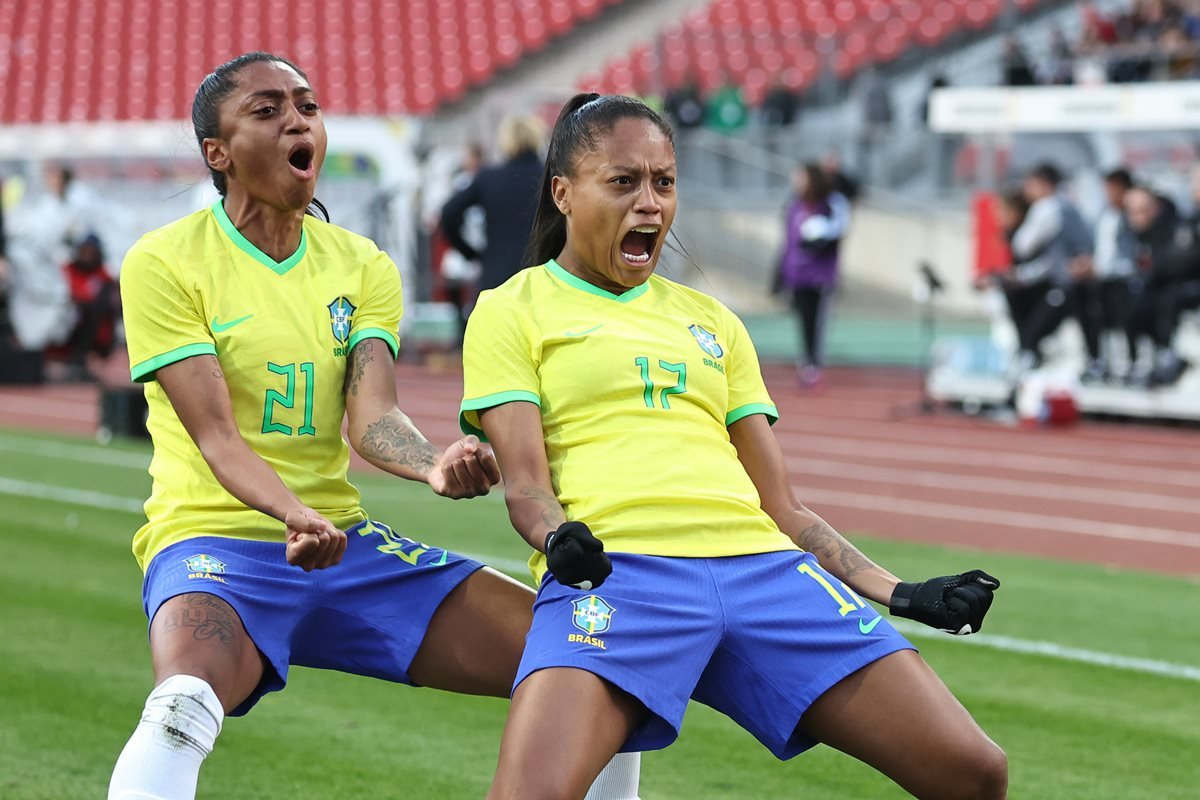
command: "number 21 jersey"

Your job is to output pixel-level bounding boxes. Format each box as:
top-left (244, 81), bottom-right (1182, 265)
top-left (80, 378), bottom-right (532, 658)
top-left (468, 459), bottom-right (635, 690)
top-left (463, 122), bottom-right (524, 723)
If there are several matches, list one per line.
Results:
top-left (121, 201), bottom-right (402, 571)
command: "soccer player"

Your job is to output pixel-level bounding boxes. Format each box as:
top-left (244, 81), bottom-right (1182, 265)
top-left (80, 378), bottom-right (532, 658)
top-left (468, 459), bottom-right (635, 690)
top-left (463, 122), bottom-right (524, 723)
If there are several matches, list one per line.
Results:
top-left (462, 94), bottom-right (1007, 800)
top-left (108, 54), bottom-right (639, 800)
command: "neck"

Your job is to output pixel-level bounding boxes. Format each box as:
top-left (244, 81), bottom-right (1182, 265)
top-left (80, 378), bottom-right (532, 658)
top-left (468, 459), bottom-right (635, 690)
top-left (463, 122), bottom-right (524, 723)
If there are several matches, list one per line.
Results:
top-left (555, 248), bottom-right (635, 296)
top-left (221, 189), bottom-right (307, 263)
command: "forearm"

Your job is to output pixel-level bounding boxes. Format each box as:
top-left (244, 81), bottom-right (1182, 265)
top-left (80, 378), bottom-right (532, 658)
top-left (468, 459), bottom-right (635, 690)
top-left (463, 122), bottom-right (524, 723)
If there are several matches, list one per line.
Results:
top-left (503, 478), bottom-right (566, 552)
top-left (774, 503), bottom-right (899, 604)
top-left (199, 434), bottom-right (306, 523)
top-left (351, 406), bottom-right (441, 483)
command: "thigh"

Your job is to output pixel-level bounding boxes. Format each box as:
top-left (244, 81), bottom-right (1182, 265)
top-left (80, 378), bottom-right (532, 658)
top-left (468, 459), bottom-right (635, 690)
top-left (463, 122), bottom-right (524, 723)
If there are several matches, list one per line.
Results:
top-left (408, 566), bottom-right (535, 698)
top-left (149, 592), bottom-right (265, 714)
top-left (142, 539), bottom-right (313, 715)
top-left (695, 551), bottom-right (912, 759)
top-left (489, 667), bottom-right (643, 800)
top-left (798, 649), bottom-right (1006, 800)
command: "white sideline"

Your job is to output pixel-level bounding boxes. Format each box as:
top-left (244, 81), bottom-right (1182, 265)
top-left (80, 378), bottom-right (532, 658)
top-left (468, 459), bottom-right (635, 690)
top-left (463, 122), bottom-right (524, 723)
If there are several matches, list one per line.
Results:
top-left (1, 474), bottom-right (1197, 684)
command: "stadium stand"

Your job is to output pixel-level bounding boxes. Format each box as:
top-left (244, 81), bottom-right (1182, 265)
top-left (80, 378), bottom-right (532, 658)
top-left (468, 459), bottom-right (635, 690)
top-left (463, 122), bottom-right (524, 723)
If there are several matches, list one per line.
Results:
top-left (580, 0), bottom-right (1050, 104)
top-left (0, 0), bottom-right (628, 122)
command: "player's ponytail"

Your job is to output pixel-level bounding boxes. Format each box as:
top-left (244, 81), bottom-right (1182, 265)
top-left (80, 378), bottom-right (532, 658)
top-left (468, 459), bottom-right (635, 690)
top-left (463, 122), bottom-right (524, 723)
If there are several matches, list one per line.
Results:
top-left (524, 92), bottom-right (674, 268)
top-left (192, 52), bottom-right (330, 222)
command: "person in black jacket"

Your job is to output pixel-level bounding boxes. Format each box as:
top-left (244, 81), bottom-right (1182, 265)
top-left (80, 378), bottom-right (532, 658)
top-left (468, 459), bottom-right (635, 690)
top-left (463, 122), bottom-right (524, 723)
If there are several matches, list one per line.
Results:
top-left (1124, 180), bottom-right (1200, 385)
top-left (440, 115), bottom-right (545, 292)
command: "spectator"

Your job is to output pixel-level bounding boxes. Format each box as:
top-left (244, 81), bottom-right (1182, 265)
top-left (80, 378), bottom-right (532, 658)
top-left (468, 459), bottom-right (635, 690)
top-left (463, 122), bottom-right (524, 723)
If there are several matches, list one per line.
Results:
top-left (1043, 29), bottom-right (1076, 84)
top-left (820, 151), bottom-right (860, 204)
top-left (51, 232), bottom-right (120, 376)
top-left (705, 78), bottom-right (749, 134)
top-left (1122, 186), bottom-right (1178, 382)
top-left (1124, 174), bottom-right (1200, 385)
top-left (1002, 37), bottom-right (1038, 86)
top-left (439, 143), bottom-right (485, 346)
top-left (776, 163), bottom-right (851, 389)
top-left (1080, 168), bottom-right (1140, 382)
top-left (4, 164), bottom-right (81, 352)
top-left (440, 114), bottom-right (545, 292)
top-left (761, 81), bottom-right (799, 126)
top-left (664, 81), bottom-right (705, 129)
top-left (1004, 164), bottom-right (1094, 371)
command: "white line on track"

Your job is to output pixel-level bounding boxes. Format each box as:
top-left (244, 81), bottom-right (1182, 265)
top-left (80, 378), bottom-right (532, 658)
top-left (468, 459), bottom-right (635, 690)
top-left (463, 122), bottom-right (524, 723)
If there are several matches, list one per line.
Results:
top-left (798, 486), bottom-right (1200, 548)
top-left (1, 476), bottom-right (1197, 683)
top-left (778, 431), bottom-right (1200, 487)
top-left (785, 457), bottom-right (1200, 516)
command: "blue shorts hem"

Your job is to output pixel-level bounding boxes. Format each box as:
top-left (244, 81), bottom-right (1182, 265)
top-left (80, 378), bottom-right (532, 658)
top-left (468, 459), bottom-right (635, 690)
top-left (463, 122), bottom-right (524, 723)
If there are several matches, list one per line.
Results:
top-left (773, 637), bottom-right (918, 760)
top-left (514, 658), bottom-right (684, 753)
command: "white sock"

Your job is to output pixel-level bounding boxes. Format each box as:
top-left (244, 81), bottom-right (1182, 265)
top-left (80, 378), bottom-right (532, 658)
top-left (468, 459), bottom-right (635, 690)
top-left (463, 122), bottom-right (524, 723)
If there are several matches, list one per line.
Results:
top-left (108, 674), bottom-right (224, 800)
top-left (585, 751), bottom-right (642, 800)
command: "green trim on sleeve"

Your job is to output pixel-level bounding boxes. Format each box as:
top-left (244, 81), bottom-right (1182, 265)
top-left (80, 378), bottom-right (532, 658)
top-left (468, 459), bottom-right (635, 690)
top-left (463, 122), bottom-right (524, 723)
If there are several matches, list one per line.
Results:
top-left (130, 342), bottom-right (218, 383)
top-left (347, 327), bottom-right (400, 359)
top-left (545, 259), bottom-right (650, 303)
top-left (459, 390), bottom-right (542, 440)
top-left (211, 200), bottom-right (307, 275)
top-left (725, 402), bottom-right (779, 427)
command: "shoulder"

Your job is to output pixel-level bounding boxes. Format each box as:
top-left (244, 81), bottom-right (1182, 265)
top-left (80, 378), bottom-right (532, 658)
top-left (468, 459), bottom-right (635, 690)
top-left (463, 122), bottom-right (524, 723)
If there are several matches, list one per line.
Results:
top-left (303, 214), bottom-right (381, 256)
top-left (649, 274), bottom-right (741, 326)
top-left (122, 208), bottom-right (212, 276)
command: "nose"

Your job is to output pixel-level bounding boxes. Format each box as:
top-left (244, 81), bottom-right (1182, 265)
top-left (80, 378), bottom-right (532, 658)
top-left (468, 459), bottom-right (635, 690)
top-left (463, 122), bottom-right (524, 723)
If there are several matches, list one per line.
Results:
top-left (284, 103), bottom-right (310, 134)
top-left (633, 178), bottom-right (662, 215)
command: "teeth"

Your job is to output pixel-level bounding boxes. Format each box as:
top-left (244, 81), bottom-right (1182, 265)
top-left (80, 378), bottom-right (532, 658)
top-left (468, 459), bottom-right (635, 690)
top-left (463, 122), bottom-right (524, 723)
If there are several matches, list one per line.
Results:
top-left (621, 251), bottom-right (651, 264)
top-left (632, 226), bottom-right (660, 233)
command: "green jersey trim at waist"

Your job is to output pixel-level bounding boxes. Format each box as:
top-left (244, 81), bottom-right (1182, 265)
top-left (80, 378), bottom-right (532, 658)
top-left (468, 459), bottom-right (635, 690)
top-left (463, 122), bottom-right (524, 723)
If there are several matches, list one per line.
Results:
top-left (347, 327), bottom-right (400, 359)
top-left (130, 342), bottom-right (219, 383)
top-left (725, 402), bottom-right (779, 427)
top-left (459, 390), bottom-right (542, 440)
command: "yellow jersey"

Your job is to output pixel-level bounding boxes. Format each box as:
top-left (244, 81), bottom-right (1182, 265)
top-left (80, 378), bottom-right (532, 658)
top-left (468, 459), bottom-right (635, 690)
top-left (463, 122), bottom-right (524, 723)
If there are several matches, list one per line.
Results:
top-left (121, 201), bottom-right (402, 571)
top-left (460, 260), bottom-right (797, 581)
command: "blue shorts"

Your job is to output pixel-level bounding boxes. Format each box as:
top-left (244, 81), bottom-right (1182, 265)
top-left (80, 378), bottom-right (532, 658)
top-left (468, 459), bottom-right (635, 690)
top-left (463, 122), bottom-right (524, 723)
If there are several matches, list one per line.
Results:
top-left (516, 550), bottom-right (915, 759)
top-left (142, 519), bottom-right (483, 716)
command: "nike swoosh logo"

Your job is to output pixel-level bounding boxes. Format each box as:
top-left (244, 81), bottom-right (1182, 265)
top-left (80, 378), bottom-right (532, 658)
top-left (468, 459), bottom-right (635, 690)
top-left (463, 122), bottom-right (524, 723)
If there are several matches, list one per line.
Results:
top-left (211, 314), bottom-right (254, 332)
top-left (564, 324), bottom-right (605, 337)
top-left (430, 551), bottom-right (449, 567)
top-left (858, 616), bottom-right (883, 634)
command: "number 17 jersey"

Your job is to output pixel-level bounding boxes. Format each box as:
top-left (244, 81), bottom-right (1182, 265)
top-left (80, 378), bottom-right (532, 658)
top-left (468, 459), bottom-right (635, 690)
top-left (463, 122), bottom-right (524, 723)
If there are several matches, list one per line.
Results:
top-left (460, 260), bottom-right (797, 582)
top-left (121, 201), bottom-right (403, 571)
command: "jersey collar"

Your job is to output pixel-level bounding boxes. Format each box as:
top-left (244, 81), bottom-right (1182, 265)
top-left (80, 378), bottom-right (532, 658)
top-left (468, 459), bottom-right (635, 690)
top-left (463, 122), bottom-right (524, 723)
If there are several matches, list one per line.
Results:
top-left (211, 200), bottom-right (308, 276)
top-left (545, 259), bottom-right (650, 303)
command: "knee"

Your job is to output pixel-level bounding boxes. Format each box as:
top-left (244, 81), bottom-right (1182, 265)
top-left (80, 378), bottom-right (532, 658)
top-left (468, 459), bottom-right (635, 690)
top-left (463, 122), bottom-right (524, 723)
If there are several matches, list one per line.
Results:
top-left (959, 739), bottom-right (1008, 800)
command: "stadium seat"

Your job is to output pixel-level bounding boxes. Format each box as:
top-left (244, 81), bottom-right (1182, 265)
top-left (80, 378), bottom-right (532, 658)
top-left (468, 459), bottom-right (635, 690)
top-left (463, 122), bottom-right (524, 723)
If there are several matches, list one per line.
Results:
top-left (2, 0), bottom-right (638, 121)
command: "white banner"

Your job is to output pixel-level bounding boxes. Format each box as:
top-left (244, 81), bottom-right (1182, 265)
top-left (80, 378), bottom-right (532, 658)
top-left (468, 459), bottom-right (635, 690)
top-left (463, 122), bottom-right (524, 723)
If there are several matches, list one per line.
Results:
top-left (929, 81), bottom-right (1200, 133)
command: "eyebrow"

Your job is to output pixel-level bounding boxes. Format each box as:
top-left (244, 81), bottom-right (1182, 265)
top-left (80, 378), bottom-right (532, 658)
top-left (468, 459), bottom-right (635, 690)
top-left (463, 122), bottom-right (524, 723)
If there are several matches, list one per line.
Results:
top-left (243, 87), bottom-right (315, 105)
top-left (607, 163), bottom-right (676, 174)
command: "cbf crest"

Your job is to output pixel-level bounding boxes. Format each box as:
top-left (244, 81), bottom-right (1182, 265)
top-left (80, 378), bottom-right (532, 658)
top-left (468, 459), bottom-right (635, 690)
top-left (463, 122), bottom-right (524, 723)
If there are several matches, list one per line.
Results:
top-left (571, 595), bottom-right (615, 635)
top-left (327, 296), bottom-right (357, 345)
top-left (184, 554), bottom-right (227, 583)
top-left (688, 324), bottom-right (724, 359)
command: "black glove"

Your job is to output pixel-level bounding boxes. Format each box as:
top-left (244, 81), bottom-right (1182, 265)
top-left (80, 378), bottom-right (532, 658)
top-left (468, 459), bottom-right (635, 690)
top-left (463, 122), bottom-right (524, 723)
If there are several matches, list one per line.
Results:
top-left (544, 521), bottom-right (611, 590)
top-left (889, 570), bottom-right (1000, 635)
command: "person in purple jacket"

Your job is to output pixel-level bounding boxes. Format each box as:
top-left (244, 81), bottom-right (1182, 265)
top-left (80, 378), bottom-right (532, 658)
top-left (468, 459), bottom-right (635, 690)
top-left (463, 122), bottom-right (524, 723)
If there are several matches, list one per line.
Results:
top-left (778, 163), bottom-right (851, 388)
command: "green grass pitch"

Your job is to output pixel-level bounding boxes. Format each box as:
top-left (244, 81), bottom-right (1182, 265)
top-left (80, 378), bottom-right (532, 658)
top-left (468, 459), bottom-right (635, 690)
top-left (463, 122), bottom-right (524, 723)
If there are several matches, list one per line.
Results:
top-left (2, 428), bottom-right (1198, 798)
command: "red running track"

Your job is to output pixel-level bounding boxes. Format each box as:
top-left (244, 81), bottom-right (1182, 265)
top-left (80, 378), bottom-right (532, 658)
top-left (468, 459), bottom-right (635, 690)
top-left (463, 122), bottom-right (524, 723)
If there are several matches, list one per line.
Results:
top-left (2, 364), bottom-right (1198, 577)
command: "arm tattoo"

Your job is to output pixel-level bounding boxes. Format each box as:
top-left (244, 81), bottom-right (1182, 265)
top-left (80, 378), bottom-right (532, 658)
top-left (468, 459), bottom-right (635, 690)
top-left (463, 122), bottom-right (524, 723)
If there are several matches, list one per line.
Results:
top-left (345, 339), bottom-right (377, 398)
top-left (159, 593), bottom-right (238, 645)
top-left (360, 410), bottom-right (440, 475)
top-left (795, 519), bottom-right (874, 579)
top-left (204, 355), bottom-right (224, 380)
top-left (520, 484), bottom-right (566, 531)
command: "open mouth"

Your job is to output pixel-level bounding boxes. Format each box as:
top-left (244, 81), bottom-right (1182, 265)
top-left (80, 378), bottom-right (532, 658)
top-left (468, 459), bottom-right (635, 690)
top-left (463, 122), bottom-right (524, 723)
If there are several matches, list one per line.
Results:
top-left (619, 225), bottom-right (661, 266)
top-left (287, 143), bottom-right (315, 177)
